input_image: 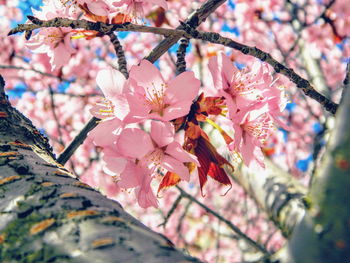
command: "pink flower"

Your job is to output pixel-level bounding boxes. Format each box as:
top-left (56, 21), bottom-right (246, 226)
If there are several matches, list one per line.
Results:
top-left (88, 117), bottom-right (123, 147)
top-left (125, 60), bottom-right (200, 122)
top-left (209, 52), bottom-right (271, 115)
top-left (117, 121), bottom-right (199, 181)
top-left (26, 28), bottom-right (75, 70)
top-left (88, 68), bottom-right (130, 155)
top-left (118, 161), bottom-right (158, 208)
top-left (135, 170), bottom-right (159, 208)
top-left (113, 0), bottom-right (168, 22)
top-left (90, 67), bottom-right (129, 121)
top-left (230, 105), bottom-right (275, 168)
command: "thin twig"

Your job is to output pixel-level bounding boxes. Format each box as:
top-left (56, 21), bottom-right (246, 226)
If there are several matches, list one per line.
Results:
top-left (176, 38), bottom-right (189, 75)
top-left (176, 199), bottom-right (192, 249)
top-left (107, 33), bottom-right (129, 78)
top-left (158, 194), bottom-right (183, 227)
top-left (57, 117), bottom-right (100, 165)
top-left (176, 186), bottom-right (270, 255)
top-left (0, 64), bottom-right (73, 83)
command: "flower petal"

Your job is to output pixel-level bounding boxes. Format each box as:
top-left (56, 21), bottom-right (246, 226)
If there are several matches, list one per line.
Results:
top-left (118, 161), bottom-right (143, 188)
top-left (165, 141), bottom-right (199, 166)
top-left (129, 60), bottom-right (165, 92)
top-left (96, 68), bottom-right (126, 99)
top-left (208, 52), bottom-right (235, 91)
top-left (162, 155), bottom-right (190, 181)
top-left (124, 92), bottom-right (150, 123)
top-left (88, 118), bottom-right (122, 147)
top-left (117, 128), bottom-right (154, 159)
top-left (150, 121), bottom-right (174, 147)
top-left (135, 175), bottom-right (159, 208)
top-left (241, 134), bottom-right (265, 169)
top-left (162, 101), bottom-right (193, 121)
top-left (166, 71), bottom-right (200, 104)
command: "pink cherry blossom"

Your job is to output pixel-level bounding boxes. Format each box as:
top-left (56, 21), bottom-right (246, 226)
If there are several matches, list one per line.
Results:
top-left (208, 52), bottom-right (273, 115)
top-left (125, 59), bottom-right (200, 122)
top-left (117, 121), bottom-right (199, 181)
top-left (230, 105), bottom-right (275, 169)
top-left (135, 173), bottom-right (159, 208)
top-left (118, 161), bottom-right (158, 208)
top-left (90, 67), bottom-right (129, 121)
top-left (26, 28), bottom-right (75, 70)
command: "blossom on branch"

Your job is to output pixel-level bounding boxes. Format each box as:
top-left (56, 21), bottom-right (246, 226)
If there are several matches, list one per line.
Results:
top-left (115, 121), bottom-right (199, 208)
top-left (117, 121), bottom-right (199, 182)
top-left (125, 59), bottom-right (200, 123)
top-left (209, 53), bottom-right (288, 168)
top-left (26, 27), bottom-right (75, 70)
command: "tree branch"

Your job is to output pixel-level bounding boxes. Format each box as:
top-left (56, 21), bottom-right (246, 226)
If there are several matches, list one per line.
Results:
top-left (57, 117), bottom-right (100, 165)
top-left (144, 0), bottom-right (227, 63)
top-left (340, 61), bottom-right (350, 104)
top-left (10, 18), bottom-right (338, 114)
top-left (232, 160), bottom-right (307, 238)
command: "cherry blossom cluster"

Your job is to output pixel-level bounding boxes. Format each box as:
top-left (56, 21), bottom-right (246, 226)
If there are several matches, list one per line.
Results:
top-left (18, 0), bottom-right (289, 209)
top-left (88, 60), bottom-right (200, 208)
top-left (88, 54), bottom-right (288, 208)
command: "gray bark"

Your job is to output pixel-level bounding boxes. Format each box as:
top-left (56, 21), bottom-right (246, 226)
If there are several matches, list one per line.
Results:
top-left (285, 66), bottom-right (350, 263)
top-left (0, 75), bottom-right (201, 263)
top-left (235, 160), bottom-right (307, 238)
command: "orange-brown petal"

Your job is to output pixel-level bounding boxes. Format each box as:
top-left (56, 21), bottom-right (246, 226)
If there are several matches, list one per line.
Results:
top-left (157, 172), bottom-right (181, 195)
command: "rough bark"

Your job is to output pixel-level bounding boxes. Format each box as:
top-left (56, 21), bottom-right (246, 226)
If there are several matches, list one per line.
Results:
top-left (285, 66), bottom-right (350, 263)
top-left (0, 75), bottom-right (201, 263)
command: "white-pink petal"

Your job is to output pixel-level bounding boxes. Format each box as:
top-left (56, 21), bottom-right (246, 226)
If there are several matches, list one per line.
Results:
top-left (118, 161), bottom-right (143, 188)
top-left (162, 155), bottom-right (190, 181)
top-left (117, 128), bottom-right (154, 159)
top-left (165, 141), bottom-right (199, 166)
top-left (96, 68), bottom-right (126, 99)
top-left (150, 121), bottom-right (174, 148)
top-left (166, 71), bottom-right (200, 104)
top-left (129, 60), bottom-right (165, 92)
top-left (88, 118), bottom-right (122, 147)
top-left (135, 174), bottom-right (159, 208)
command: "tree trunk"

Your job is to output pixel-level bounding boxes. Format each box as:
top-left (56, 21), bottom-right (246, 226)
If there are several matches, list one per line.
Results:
top-left (285, 67), bottom-right (350, 263)
top-left (0, 75), bottom-right (201, 263)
